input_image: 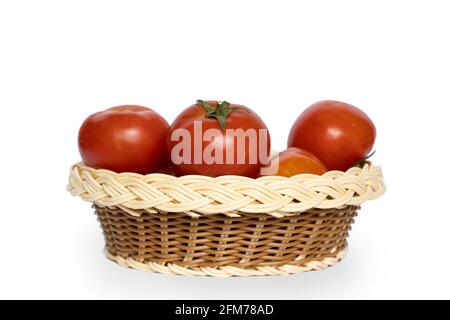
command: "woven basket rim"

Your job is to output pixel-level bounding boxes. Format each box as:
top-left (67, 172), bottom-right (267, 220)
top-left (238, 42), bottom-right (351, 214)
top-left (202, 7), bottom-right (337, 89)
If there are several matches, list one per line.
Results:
top-left (68, 162), bottom-right (385, 217)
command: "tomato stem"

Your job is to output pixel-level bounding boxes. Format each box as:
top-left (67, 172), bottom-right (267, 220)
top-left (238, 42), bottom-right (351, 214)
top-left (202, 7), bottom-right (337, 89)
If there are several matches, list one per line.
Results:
top-left (196, 99), bottom-right (233, 130)
top-left (355, 150), bottom-right (376, 168)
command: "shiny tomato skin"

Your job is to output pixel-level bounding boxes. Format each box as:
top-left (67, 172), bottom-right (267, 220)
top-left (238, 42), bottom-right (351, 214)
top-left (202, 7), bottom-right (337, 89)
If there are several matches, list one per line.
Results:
top-left (78, 105), bottom-right (169, 174)
top-left (167, 101), bottom-right (271, 177)
top-left (262, 147), bottom-right (327, 177)
top-left (288, 100), bottom-right (376, 171)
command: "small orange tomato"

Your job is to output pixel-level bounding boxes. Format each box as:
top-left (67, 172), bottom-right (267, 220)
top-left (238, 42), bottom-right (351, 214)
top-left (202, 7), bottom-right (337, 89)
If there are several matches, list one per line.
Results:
top-left (261, 147), bottom-right (327, 177)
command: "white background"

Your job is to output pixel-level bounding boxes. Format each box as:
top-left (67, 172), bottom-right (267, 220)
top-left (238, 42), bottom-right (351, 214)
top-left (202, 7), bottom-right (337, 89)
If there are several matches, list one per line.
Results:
top-left (1, 0), bottom-right (449, 299)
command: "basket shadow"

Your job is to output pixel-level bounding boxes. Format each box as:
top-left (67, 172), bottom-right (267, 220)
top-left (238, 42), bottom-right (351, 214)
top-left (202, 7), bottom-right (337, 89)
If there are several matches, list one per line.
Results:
top-left (88, 246), bottom-right (366, 300)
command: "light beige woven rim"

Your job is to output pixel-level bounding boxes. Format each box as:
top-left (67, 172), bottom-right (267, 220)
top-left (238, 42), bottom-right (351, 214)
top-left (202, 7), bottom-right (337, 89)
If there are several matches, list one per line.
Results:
top-left (68, 162), bottom-right (385, 217)
top-left (105, 246), bottom-right (348, 277)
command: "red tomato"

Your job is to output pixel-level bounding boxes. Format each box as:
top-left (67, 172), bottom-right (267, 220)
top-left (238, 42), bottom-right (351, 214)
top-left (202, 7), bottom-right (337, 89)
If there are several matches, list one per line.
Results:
top-left (167, 100), bottom-right (271, 177)
top-left (261, 147), bottom-right (327, 177)
top-left (78, 105), bottom-right (169, 174)
top-left (288, 100), bottom-right (376, 171)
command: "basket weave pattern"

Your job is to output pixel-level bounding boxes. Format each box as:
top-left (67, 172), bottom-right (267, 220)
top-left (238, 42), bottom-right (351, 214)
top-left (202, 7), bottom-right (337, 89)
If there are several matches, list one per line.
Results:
top-left (97, 205), bottom-right (357, 275)
top-left (69, 163), bottom-right (385, 276)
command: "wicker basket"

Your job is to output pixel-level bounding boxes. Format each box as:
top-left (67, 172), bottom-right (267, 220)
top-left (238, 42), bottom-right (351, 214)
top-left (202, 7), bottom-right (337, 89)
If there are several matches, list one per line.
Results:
top-left (68, 163), bottom-right (385, 277)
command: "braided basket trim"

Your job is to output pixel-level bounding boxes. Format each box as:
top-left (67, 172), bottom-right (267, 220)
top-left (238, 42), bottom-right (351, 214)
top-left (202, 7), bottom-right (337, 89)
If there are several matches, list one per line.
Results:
top-left (68, 163), bottom-right (385, 217)
top-left (106, 247), bottom-right (347, 277)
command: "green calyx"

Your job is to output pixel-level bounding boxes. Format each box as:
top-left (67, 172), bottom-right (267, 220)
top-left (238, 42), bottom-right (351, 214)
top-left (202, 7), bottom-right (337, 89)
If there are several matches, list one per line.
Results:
top-left (196, 99), bottom-right (233, 130)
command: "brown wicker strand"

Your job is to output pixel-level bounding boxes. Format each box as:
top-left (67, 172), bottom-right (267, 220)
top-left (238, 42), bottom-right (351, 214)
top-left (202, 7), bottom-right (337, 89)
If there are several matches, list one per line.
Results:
top-left (95, 205), bottom-right (358, 276)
